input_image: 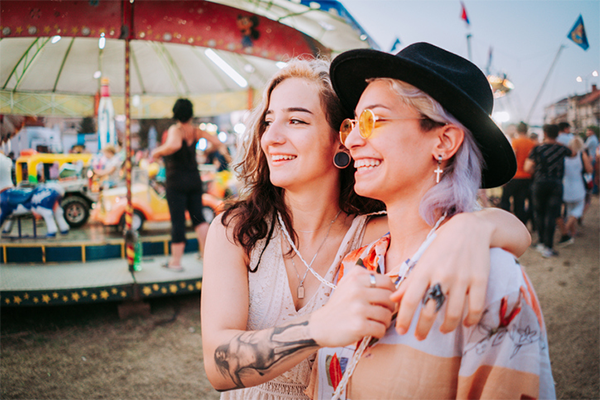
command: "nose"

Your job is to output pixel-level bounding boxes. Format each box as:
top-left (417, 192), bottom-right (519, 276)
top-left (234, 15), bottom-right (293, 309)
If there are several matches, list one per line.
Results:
top-left (343, 118), bottom-right (365, 149)
top-left (261, 120), bottom-right (286, 146)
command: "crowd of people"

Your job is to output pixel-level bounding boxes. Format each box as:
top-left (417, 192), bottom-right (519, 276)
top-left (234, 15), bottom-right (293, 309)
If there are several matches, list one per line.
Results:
top-left (500, 121), bottom-right (599, 258)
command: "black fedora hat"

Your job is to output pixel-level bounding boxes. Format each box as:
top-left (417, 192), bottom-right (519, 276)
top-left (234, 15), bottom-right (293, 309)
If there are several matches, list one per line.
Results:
top-left (330, 42), bottom-right (516, 188)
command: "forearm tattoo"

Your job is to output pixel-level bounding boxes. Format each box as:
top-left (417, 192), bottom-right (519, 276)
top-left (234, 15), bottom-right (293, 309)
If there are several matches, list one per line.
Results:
top-left (214, 320), bottom-right (318, 389)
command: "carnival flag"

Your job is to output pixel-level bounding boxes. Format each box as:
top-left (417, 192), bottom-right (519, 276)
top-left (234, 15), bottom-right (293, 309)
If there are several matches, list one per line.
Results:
top-left (567, 15), bottom-right (589, 50)
top-left (460, 2), bottom-right (470, 26)
top-left (390, 37), bottom-right (401, 53)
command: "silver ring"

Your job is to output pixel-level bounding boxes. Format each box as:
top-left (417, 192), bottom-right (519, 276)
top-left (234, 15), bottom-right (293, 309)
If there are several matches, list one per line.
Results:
top-left (422, 283), bottom-right (445, 312)
top-left (369, 273), bottom-right (377, 288)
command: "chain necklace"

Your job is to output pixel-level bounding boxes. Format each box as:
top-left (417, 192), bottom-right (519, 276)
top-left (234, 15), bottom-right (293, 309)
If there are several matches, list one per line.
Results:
top-left (278, 210), bottom-right (342, 297)
top-left (289, 257), bottom-right (311, 299)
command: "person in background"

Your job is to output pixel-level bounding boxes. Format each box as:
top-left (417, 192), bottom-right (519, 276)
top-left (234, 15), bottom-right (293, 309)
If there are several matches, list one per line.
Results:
top-left (151, 98), bottom-right (224, 271)
top-left (584, 126), bottom-right (599, 196)
top-left (557, 137), bottom-right (593, 246)
top-left (500, 121), bottom-right (536, 227)
top-left (206, 145), bottom-right (232, 172)
top-left (556, 121), bottom-right (573, 146)
top-left (525, 124), bottom-right (572, 258)
top-left (93, 145), bottom-right (123, 189)
top-left (70, 144), bottom-right (86, 154)
top-left (7, 151), bottom-right (16, 185)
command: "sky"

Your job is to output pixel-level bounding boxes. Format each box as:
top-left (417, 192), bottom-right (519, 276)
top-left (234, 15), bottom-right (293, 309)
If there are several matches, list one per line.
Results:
top-left (341, 0), bottom-right (599, 129)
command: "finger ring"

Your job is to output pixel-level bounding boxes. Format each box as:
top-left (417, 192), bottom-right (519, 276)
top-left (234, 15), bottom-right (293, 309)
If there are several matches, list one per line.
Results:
top-left (369, 273), bottom-right (377, 288)
top-left (422, 283), bottom-right (445, 312)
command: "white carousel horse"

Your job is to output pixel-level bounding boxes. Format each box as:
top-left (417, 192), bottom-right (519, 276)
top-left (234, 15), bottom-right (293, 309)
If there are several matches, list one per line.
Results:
top-left (0, 153), bottom-right (69, 237)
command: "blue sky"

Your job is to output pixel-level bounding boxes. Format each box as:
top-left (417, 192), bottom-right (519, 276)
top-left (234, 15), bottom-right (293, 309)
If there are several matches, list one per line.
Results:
top-left (342, 0), bottom-right (599, 128)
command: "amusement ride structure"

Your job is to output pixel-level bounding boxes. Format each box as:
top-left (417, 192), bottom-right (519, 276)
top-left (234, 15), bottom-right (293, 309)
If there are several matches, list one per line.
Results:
top-left (0, 0), bottom-right (376, 307)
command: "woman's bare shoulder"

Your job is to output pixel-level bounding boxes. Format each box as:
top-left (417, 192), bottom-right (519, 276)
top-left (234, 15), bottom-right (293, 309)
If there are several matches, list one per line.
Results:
top-left (206, 212), bottom-right (250, 266)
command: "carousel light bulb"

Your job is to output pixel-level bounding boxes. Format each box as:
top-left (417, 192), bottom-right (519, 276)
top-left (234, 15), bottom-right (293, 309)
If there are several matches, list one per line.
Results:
top-left (99, 33), bottom-right (106, 50)
top-left (51, 35), bottom-right (61, 44)
top-left (234, 123), bottom-right (246, 134)
top-left (276, 62), bottom-right (287, 69)
top-left (593, 71), bottom-right (599, 77)
top-left (576, 76), bottom-right (583, 82)
top-left (197, 138), bottom-right (208, 151)
top-left (218, 132), bottom-right (228, 143)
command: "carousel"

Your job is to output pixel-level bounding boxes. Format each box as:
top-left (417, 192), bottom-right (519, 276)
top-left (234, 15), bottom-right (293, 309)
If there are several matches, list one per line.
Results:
top-left (0, 0), bottom-right (376, 307)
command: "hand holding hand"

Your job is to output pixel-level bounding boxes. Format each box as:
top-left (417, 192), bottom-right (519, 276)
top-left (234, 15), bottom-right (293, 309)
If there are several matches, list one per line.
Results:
top-left (310, 268), bottom-right (396, 348)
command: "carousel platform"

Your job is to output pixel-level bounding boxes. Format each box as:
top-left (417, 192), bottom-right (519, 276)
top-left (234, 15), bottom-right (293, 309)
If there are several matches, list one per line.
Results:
top-left (1, 220), bottom-right (203, 307)
top-left (1, 218), bottom-right (199, 264)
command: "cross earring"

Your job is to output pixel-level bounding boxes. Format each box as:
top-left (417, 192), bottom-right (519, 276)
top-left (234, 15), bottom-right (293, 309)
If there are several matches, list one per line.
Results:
top-left (434, 155), bottom-right (443, 183)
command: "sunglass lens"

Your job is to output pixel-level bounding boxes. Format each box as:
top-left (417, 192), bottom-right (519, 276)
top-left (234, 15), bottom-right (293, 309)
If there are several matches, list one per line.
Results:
top-left (340, 119), bottom-right (353, 144)
top-left (359, 109), bottom-right (374, 139)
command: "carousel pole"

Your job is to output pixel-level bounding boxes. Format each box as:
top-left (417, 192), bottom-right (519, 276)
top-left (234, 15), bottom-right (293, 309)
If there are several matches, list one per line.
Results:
top-left (124, 39), bottom-right (135, 272)
top-left (121, 0), bottom-right (136, 273)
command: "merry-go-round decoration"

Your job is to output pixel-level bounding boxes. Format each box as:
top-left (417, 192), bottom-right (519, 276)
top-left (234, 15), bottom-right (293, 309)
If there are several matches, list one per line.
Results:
top-left (0, 153), bottom-right (70, 238)
top-left (0, 0), bottom-right (376, 118)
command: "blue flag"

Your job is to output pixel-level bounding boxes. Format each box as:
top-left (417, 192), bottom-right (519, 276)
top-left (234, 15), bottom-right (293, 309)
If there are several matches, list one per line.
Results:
top-left (390, 38), bottom-right (401, 53)
top-left (567, 15), bottom-right (589, 50)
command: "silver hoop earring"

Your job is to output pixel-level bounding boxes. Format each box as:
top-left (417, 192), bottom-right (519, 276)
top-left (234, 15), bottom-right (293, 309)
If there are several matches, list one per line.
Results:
top-left (333, 151), bottom-right (351, 169)
top-left (434, 154), bottom-right (443, 183)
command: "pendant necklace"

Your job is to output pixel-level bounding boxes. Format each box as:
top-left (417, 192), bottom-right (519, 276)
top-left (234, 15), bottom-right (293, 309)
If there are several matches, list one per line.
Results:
top-left (279, 210), bottom-right (342, 298)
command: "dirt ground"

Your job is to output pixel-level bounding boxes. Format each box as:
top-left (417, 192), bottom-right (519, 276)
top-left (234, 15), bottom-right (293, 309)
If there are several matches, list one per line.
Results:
top-left (2, 197), bottom-right (599, 400)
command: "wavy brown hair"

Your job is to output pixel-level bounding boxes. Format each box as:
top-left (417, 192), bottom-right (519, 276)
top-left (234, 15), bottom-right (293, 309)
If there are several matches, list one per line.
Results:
top-left (221, 57), bottom-right (384, 269)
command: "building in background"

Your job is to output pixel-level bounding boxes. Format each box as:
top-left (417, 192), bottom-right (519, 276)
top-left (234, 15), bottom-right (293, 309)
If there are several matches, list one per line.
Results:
top-left (545, 84), bottom-right (600, 132)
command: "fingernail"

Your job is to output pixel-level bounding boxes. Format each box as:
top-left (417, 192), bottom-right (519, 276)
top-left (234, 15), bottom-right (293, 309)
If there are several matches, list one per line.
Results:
top-left (396, 326), bottom-right (407, 335)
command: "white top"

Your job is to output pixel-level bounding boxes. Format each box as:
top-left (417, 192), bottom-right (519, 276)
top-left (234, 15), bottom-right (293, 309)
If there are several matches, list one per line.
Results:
top-left (585, 134), bottom-right (599, 157)
top-left (563, 152), bottom-right (586, 202)
top-left (220, 215), bottom-right (370, 400)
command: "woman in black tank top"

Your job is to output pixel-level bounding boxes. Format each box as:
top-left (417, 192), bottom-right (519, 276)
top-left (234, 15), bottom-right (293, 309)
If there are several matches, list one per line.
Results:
top-left (151, 98), bottom-right (225, 271)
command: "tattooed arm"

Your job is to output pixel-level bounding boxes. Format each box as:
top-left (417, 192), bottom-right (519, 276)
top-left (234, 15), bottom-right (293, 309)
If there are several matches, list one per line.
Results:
top-left (201, 215), bottom-right (322, 391)
top-left (201, 215), bottom-right (395, 391)
top-left (212, 319), bottom-right (318, 389)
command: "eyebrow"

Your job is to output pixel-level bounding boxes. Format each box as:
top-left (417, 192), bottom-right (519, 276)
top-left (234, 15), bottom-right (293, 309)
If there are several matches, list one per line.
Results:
top-left (266, 107), bottom-right (314, 115)
top-left (355, 104), bottom-right (391, 117)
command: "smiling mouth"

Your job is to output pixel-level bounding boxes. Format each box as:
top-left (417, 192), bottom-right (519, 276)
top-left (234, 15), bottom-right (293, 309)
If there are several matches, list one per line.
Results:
top-left (271, 155), bottom-right (297, 162)
top-left (354, 159), bottom-right (381, 170)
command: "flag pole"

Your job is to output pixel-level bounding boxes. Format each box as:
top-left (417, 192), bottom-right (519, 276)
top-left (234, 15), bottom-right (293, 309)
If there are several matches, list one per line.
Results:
top-left (466, 33), bottom-right (472, 61)
top-left (526, 44), bottom-right (565, 124)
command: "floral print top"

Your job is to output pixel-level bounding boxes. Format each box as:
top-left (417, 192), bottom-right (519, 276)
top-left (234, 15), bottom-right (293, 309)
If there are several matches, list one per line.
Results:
top-left (307, 235), bottom-right (555, 399)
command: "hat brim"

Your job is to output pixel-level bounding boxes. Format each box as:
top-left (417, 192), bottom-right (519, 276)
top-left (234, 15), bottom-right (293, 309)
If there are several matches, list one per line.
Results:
top-left (331, 49), bottom-right (516, 188)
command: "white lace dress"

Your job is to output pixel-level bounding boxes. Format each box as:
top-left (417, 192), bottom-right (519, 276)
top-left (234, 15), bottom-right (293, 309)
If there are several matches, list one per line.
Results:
top-left (220, 215), bottom-right (369, 400)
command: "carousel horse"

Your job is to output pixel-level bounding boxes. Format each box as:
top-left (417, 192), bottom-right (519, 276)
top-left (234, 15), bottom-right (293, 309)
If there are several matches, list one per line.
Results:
top-left (0, 153), bottom-right (69, 237)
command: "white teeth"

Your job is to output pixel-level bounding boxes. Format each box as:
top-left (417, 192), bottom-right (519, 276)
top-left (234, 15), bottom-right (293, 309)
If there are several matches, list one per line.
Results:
top-left (272, 154), bottom-right (296, 161)
top-left (354, 159), bottom-right (381, 169)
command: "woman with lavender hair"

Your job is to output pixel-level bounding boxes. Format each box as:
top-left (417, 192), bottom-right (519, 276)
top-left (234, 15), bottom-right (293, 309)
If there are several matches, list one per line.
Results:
top-left (308, 43), bottom-right (554, 399)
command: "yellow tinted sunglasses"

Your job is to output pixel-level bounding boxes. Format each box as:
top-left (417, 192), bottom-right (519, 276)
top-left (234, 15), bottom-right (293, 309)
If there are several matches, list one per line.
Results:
top-left (339, 108), bottom-right (425, 145)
